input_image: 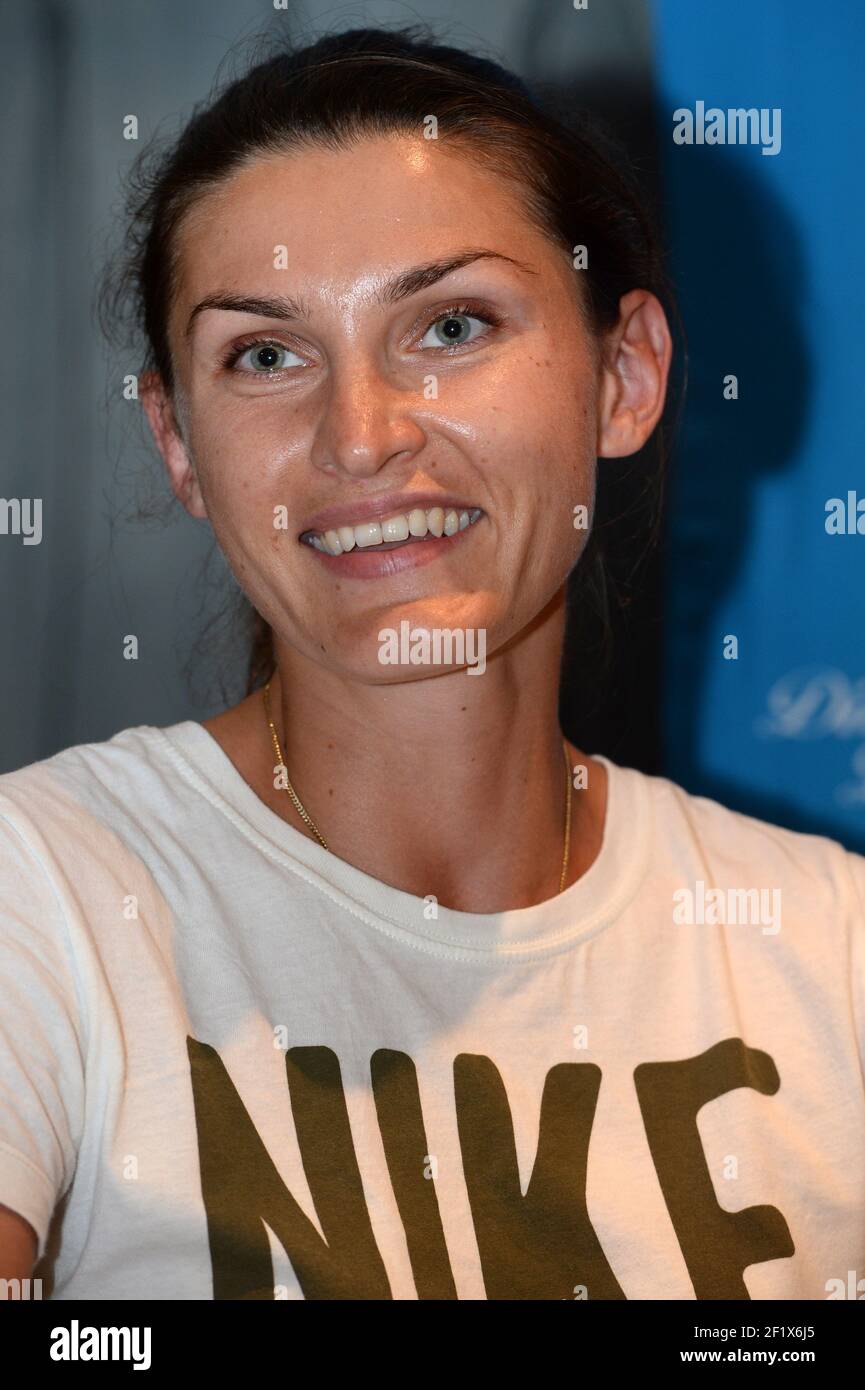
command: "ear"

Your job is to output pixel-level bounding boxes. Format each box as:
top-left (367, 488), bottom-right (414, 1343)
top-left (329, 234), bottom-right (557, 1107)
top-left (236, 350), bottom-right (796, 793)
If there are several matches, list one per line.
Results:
top-left (596, 290), bottom-right (672, 459)
top-left (139, 372), bottom-right (208, 519)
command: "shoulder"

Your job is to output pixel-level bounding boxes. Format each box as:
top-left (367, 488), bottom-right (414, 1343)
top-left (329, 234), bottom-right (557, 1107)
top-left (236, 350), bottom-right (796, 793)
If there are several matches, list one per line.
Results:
top-left (604, 754), bottom-right (865, 913)
top-left (0, 722), bottom-right (201, 887)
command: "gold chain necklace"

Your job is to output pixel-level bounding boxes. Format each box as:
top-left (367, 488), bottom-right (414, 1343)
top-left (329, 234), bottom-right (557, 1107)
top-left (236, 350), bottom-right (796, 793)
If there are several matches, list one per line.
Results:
top-left (263, 679), bottom-right (573, 892)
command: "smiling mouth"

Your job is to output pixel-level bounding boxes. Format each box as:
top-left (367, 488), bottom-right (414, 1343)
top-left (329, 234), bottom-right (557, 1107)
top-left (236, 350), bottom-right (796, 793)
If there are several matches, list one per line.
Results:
top-left (300, 505), bottom-right (484, 555)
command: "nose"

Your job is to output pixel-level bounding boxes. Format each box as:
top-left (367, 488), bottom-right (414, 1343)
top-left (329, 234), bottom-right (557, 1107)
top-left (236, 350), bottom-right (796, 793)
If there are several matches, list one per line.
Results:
top-left (308, 356), bottom-right (428, 480)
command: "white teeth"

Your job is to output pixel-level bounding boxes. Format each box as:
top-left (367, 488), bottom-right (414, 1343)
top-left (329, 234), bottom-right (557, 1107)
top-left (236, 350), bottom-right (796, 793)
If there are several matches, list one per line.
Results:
top-left (381, 513), bottom-right (410, 543)
top-left (355, 520), bottom-right (383, 548)
top-left (309, 504), bottom-right (484, 554)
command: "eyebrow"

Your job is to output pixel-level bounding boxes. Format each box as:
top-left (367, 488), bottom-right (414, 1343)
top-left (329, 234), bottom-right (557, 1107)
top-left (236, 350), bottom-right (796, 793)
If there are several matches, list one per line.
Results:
top-left (184, 249), bottom-right (537, 338)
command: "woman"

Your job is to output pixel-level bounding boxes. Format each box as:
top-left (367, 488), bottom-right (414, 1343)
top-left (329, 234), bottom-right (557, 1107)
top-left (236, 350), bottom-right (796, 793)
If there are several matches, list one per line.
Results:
top-left (1, 25), bottom-right (863, 1302)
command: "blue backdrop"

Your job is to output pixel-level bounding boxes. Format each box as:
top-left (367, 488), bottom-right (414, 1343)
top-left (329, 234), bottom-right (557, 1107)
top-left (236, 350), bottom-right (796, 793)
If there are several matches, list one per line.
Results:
top-left (653, 0), bottom-right (865, 851)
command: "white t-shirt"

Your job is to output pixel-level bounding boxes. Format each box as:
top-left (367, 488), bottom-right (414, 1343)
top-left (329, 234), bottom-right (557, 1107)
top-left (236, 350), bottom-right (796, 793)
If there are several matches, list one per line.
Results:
top-left (0, 721), bottom-right (864, 1302)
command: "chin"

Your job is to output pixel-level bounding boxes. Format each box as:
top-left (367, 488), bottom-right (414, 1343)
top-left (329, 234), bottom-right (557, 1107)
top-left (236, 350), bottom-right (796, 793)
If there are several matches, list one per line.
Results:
top-left (316, 604), bottom-right (495, 682)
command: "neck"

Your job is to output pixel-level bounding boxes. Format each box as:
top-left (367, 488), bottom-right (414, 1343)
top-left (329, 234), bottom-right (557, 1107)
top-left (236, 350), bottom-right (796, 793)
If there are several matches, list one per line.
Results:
top-left (244, 595), bottom-right (605, 913)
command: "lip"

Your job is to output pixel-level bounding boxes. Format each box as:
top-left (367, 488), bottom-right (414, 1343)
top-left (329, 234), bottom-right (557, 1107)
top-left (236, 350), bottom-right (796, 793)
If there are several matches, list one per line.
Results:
top-left (298, 491), bottom-right (483, 537)
top-left (301, 513), bottom-right (485, 580)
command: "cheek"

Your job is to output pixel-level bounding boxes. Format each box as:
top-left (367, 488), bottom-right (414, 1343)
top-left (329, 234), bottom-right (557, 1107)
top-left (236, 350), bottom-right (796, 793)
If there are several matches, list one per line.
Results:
top-left (538, 363), bottom-right (598, 523)
top-left (188, 403), bottom-right (290, 530)
top-left (492, 360), bottom-right (597, 512)
top-left (495, 329), bottom-right (595, 447)
top-left (506, 376), bottom-right (598, 579)
top-left (190, 454), bottom-right (284, 596)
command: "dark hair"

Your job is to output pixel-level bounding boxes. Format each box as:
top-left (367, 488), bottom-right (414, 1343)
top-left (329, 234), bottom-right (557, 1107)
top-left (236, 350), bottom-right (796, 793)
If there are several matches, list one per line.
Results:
top-left (99, 23), bottom-right (678, 705)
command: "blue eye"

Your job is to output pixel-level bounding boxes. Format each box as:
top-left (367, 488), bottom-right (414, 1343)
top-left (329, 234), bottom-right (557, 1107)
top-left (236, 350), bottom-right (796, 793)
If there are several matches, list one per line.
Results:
top-left (418, 307), bottom-right (499, 351)
top-left (229, 341), bottom-right (305, 373)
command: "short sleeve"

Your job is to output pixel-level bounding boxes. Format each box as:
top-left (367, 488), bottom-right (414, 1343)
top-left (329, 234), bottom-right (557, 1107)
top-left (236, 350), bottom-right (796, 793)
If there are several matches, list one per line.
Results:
top-left (0, 803), bottom-right (85, 1261)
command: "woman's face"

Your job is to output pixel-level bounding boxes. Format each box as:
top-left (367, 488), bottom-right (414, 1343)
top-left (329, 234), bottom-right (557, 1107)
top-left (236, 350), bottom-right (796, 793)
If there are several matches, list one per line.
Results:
top-left (156, 133), bottom-right (652, 682)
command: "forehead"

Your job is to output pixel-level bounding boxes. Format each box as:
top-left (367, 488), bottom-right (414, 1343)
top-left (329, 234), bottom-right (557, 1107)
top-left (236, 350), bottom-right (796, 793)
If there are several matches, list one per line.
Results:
top-left (171, 133), bottom-right (557, 313)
